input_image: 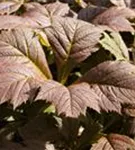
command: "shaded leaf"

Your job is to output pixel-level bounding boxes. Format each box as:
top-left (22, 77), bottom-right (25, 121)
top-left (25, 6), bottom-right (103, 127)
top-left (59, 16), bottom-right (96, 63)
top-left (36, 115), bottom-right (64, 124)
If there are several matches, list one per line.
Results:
top-left (93, 7), bottom-right (135, 32)
top-left (36, 80), bottom-right (100, 117)
top-left (0, 27), bottom-right (52, 108)
top-left (79, 61), bottom-right (135, 113)
top-left (78, 6), bottom-right (106, 22)
top-left (91, 134), bottom-right (135, 150)
top-left (0, 0), bottom-right (23, 15)
top-left (100, 32), bottom-right (129, 60)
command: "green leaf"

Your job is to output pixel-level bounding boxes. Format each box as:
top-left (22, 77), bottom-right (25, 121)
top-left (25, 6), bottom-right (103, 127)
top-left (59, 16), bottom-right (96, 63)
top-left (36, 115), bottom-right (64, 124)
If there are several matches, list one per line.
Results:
top-left (100, 32), bottom-right (129, 60)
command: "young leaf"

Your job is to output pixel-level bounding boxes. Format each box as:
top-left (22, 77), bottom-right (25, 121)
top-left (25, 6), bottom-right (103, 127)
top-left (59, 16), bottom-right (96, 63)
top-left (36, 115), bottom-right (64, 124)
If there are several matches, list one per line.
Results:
top-left (91, 134), bottom-right (135, 150)
top-left (100, 32), bottom-right (129, 60)
top-left (78, 61), bottom-right (135, 113)
top-left (0, 27), bottom-right (52, 108)
top-left (93, 7), bottom-right (135, 32)
top-left (36, 80), bottom-right (100, 117)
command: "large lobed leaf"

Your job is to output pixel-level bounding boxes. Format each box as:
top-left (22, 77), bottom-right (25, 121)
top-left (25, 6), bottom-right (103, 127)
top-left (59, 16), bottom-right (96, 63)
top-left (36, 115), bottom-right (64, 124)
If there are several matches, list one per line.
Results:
top-left (0, 27), bottom-right (51, 108)
top-left (36, 80), bottom-right (100, 117)
top-left (36, 61), bottom-right (135, 117)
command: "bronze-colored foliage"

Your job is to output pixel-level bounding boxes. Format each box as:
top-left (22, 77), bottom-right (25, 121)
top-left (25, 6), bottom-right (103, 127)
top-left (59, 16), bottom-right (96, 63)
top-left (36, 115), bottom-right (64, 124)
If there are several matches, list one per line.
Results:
top-left (1, 0), bottom-right (135, 149)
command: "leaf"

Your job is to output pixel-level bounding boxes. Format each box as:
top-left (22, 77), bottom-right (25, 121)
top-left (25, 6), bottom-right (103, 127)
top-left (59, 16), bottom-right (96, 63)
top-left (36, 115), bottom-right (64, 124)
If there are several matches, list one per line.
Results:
top-left (36, 80), bottom-right (100, 117)
top-left (93, 6), bottom-right (135, 32)
top-left (91, 134), bottom-right (135, 150)
top-left (0, 27), bottom-right (52, 108)
top-left (0, 0), bottom-right (23, 15)
top-left (78, 61), bottom-right (135, 113)
top-left (100, 32), bottom-right (129, 60)
top-left (45, 16), bottom-right (102, 82)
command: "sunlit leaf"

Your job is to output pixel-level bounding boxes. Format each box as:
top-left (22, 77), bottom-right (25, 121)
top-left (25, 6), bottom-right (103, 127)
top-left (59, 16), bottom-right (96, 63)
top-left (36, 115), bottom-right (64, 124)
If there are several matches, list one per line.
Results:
top-left (0, 27), bottom-right (52, 108)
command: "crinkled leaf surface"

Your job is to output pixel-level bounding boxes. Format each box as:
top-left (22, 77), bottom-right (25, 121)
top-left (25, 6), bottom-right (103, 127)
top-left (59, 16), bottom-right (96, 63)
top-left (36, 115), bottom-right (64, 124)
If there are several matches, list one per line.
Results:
top-left (0, 27), bottom-right (52, 108)
top-left (93, 7), bottom-right (135, 32)
top-left (100, 32), bottom-right (129, 60)
top-left (36, 80), bottom-right (100, 117)
top-left (79, 61), bottom-right (135, 113)
top-left (0, 0), bottom-right (23, 15)
top-left (91, 134), bottom-right (135, 150)
top-left (45, 16), bottom-right (102, 64)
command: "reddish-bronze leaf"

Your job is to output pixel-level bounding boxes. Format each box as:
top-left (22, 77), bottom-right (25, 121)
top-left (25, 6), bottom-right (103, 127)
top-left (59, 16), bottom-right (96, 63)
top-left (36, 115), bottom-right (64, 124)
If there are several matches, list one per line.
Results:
top-left (45, 16), bottom-right (102, 65)
top-left (0, 27), bottom-right (52, 108)
top-left (36, 80), bottom-right (100, 117)
top-left (91, 134), bottom-right (135, 150)
top-left (79, 61), bottom-right (135, 113)
top-left (93, 7), bottom-right (135, 32)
